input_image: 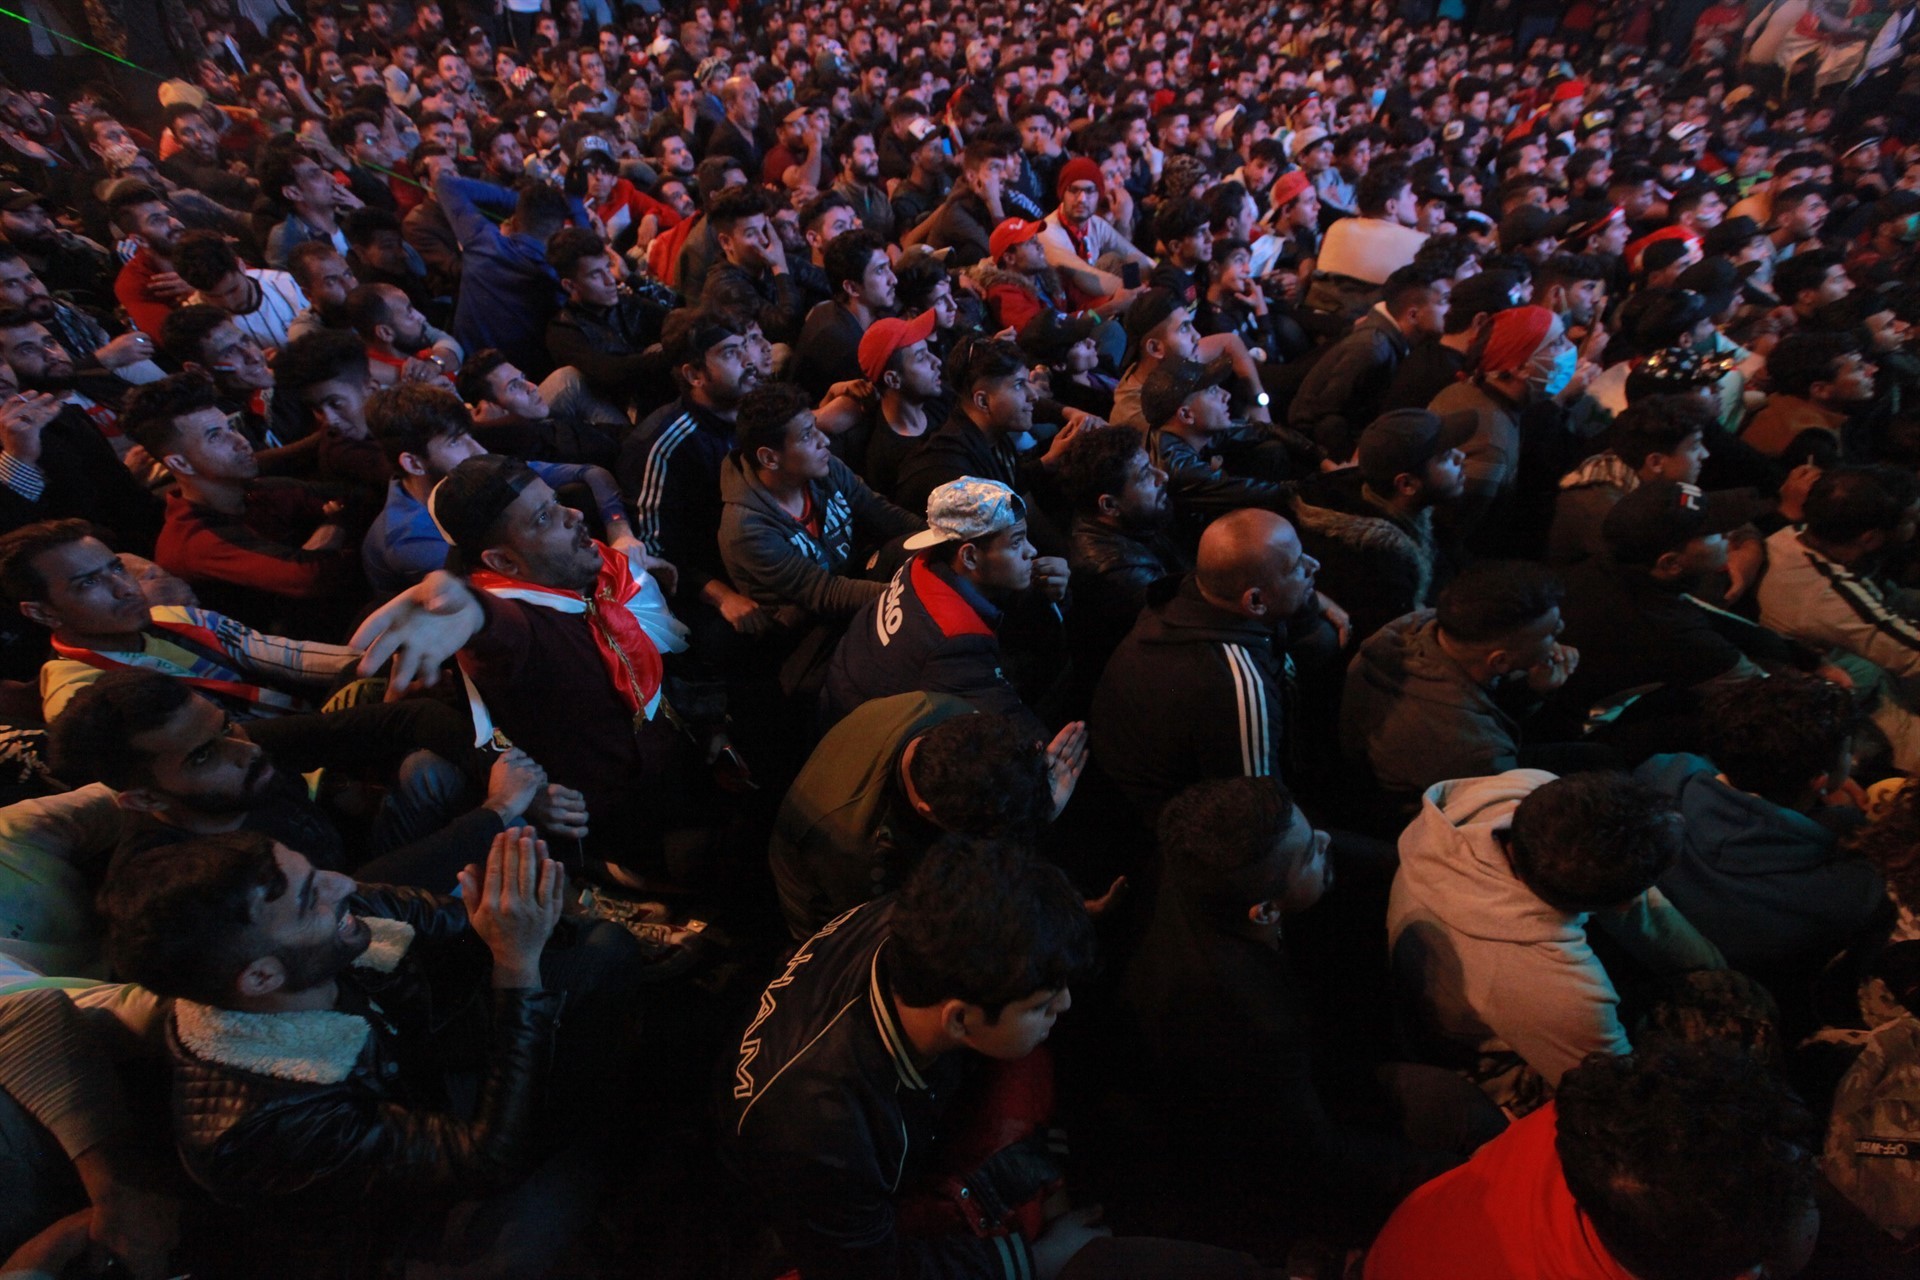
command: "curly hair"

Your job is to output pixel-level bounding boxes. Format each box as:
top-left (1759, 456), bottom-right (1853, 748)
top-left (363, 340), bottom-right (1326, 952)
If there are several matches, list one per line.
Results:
top-left (1056, 424), bottom-right (1146, 516)
top-left (905, 713), bottom-right (1053, 840)
top-left (888, 836), bottom-right (1097, 1018)
top-left (734, 381), bottom-right (812, 460)
top-left (1607, 392), bottom-right (1716, 469)
top-left (1507, 772), bottom-right (1682, 913)
top-left (99, 830), bottom-right (288, 1006)
top-left (1701, 672), bottom-right (1857, 804)
top-left (1157, 775), bottom-right (1301, 912)
top-left (1556, 1043), bottom-right (1817, 1280)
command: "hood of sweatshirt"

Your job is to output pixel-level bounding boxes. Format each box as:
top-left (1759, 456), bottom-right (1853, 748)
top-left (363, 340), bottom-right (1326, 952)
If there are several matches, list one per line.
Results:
top-left (1636, 752), bottom-right (1842, 876)
top-left (1396, 768), bottom-right (1579, 945)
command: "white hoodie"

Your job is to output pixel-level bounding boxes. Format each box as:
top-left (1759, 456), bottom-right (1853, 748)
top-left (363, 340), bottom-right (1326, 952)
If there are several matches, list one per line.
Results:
top-left (1387, 770), bottom-right (1724, 1108)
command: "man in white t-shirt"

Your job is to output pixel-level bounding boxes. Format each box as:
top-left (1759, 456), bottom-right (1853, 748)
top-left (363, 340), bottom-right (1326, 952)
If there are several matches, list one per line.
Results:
top-left (1317, 160), bottom-right (1429, 286)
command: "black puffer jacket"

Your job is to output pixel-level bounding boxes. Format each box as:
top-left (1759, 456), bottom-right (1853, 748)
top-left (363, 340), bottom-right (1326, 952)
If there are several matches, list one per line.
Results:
top-left (168, 885), bottom-right (562, 1280)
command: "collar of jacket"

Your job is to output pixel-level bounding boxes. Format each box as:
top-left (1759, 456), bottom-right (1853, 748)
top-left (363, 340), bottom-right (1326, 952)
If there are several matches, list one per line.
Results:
top-left (1143, 573), bottom-right (1279, 646)
top-left (171, 916), bottom-right (416, 1086)
top-left (868, 940), bottom-right (930, 1091)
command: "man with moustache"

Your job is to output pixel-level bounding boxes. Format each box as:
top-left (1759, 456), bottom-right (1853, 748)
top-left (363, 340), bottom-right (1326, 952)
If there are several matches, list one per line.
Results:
top-left (0, 246), bottom-right (161, 385)
top-left (0, 183), bottom-right (115, 313)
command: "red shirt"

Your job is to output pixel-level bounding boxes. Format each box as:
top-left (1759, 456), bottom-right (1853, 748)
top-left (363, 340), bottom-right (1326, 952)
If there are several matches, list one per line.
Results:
top-left (1364, 1105), bottom-right (1638, 1280)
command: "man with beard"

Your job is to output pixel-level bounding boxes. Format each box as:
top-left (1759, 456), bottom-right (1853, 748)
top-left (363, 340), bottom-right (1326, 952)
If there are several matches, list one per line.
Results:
top-left (1058, 424), bottom-right (1181, 693)
top-left (109, 185), bottom-right (193, 338)
top-left (348, 454), bottom-right (729, 873)
top-left (122, 371), bottom-right (362, 630)
top-left (0, 185), bottom-right (115, 314)
top-left (620, 309), bottom-right (768, 634)
top-left (0, 248), bottom-right (160, 384)
top-left (0, 310), bottom-right (131, 439)
top-left (173, 231), bottom-right (309, 355)
top-left (284, 241), bottom-right (359, 341)
top-left (829, 121), bottom-right (894, 243)
top-left (92, 826), bottom-right (607, 1276)
top-left (1036, 156), bottom-right (1154, 307)
top-left (344, 283), bottom-right (462, 389)
top-left (158, 105), bottom-right (258, 210)
top-left (362, 382), bottom-right (653, 593)
top-left (50, 667), bottom-right (539, 881)
top-left (795, 228), bottom-right (896, 401)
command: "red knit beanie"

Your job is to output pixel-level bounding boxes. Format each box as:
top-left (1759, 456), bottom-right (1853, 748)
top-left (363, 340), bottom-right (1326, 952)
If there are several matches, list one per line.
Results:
top-left (1480, 306), bottom-right (1556, 375)
top-left (1057, 156), bottom-right (1103, 199)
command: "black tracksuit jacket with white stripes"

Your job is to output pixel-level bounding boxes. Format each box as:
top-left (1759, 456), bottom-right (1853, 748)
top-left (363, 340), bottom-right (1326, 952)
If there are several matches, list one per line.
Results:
top-left (1090, 573), bottom-right (1295, 825)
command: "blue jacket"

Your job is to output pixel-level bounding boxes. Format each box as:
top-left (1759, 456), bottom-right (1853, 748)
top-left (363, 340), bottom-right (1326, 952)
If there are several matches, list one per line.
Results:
top-left (1637, 752), bottom-right (1884, 974)
top-left (435, 172), bottom-right (583, 379)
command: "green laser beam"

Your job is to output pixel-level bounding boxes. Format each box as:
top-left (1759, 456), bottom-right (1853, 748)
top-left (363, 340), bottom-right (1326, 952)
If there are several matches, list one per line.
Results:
top-left (0, 6), bottom-right (162, 76)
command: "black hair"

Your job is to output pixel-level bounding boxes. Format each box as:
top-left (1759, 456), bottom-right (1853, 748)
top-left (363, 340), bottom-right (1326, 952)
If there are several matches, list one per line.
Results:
top-left (1803, 465), bottom-right (1917, 543)
top-left (171, 231), bottom-right (243, 292)
top-left (1056, 424), bottom-right (1148, 516)
top-left (824, 227), bottom-right (889, 298)
top-left (1608, 393), bottom-right (1715, 469)
top-left (272, 330), bottom-right (369, 401)
top-left (1773, 248), bottom-right (1843, 307)
top-left (1703, 672), bottom-right (1857, 804)
top-left (1555, 1044), bottom-right (1817, 1280)
top-left (1765, 330), bottom-right (1859, 397)
top-left (951, 335), bottom-right (1025, 392)
top-left (905, 712), bottom-right (1055, 839)
top-left (735, 381), bottom-right (812, 460)
top-left (157, 304), bottom-right (233, 369)
top-left (119, 370), bottom-right (221, 459)
top-left (513, 180), bottom-right (572, 242)
top-left (366, 381), bottom-right (471, 467)
top-left (453, 348), bottom-right (514, 405)
top-left (343, 282), bottom-right (402, 341)
top-left (1434, 559), bottom-right (1564, 645)
top-left (48, 667), bottom-right (193, 789)
top-left (1507, 772), bottom-right (1682, 913)
top-left (1157, 775), bottom-right (1303, 913)
top-left (99, 829), bottom-right (289, 1006)
top-left (1356, 159), bottom-right (1411, 217)
top-left (661, 307), bottom-right (746, 383)
top-left (888, 836), bottom-right (1096, 1019)
top-left (1153, 195), bottom-right (1209, 247)
top-left (0, 518), bottom-right (103, 606)
top-left (544, 225), bottom-right (606, 279)
top-left (1381, 262), bottom-right (1446, 316)
top-left (894, 253), bottom-right (951, 312)
top-left (705, 181), bottom-right (770, 233)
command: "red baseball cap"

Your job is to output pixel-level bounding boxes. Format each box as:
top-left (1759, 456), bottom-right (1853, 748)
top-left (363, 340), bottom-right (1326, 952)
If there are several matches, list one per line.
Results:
top-left (857, 310), bottom-right (938, 383)
top-left (989, 217), bottom-right (1045, 260)
top-left (1269, 169), bottom-right (1312, 209)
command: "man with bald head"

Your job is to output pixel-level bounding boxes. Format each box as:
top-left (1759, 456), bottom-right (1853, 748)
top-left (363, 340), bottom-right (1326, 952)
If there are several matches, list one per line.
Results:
top-left (1091, 508), bottom-right (1332, 824)
top-left (706, 75), bottom-right (766, 176)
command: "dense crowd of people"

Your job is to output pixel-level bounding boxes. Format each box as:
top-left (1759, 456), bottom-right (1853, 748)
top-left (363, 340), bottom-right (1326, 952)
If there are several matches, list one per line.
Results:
top-left (3, 0), bottom-right (1920, 1275)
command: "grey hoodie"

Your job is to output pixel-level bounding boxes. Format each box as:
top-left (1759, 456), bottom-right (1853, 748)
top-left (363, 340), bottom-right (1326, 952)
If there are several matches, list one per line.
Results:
top-left (1387, 770), bottom-right (1725, 1110)
top-left (1341, 610), bottom-right (1521, 799)
top-left (717, 452), bottom-right (923, 619)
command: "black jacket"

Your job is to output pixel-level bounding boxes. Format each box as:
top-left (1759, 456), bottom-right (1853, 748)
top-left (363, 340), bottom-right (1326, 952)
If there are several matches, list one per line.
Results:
top-left (169, 885), bottom-right (563, 1279)
top-left (1290, 469), bottom-right (1451, 647)
top-left (1066, 515), bottom-right (1187, 692)
top-left (1148, 425), bottom-right (1296, 552)
top-left (1121, 890), bottom-right (1460, 1215)
top-left (893, 410), bottom-right (1069, 555)
top-left (545, 293), bottom-right (671, 410)
top-left (1091, 574), bottom-right (1296, 825)
top-left (719, 898), bottom-right (1040, 1280)
top-left (0, 405), bottom-right (163, 552)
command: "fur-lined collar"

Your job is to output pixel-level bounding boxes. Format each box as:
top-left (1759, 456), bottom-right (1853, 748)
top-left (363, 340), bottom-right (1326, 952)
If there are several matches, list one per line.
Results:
top-left (173, 917), bottom-right (416, 1086)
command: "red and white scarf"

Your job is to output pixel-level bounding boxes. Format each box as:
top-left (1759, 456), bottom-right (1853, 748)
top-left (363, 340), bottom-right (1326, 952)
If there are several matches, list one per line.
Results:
top-left (464, 542), bottom-right (687, 736)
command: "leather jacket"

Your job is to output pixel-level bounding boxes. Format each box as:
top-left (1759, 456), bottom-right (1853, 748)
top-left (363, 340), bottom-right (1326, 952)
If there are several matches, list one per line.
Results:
top-left (168, 884), bottom-right (563, 1279)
